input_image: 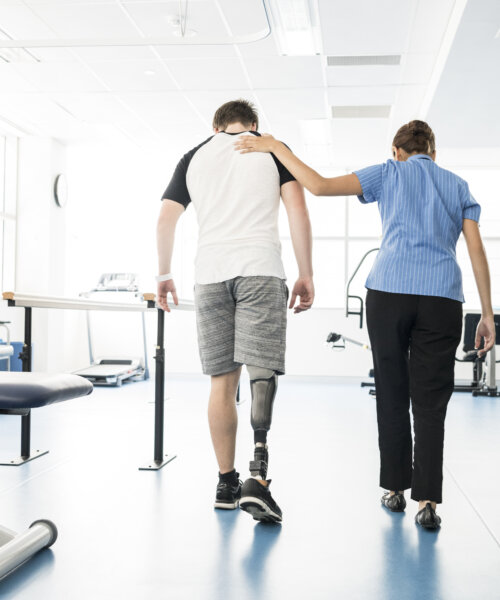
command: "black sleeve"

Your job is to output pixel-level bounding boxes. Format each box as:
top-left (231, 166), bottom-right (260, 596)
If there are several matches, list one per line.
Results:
top-left (271, 143), bottom-right (296, 187)
top-left (161, 136), bottom-right (214, 208)
top-left (161, 153), bottom-right (191, 208)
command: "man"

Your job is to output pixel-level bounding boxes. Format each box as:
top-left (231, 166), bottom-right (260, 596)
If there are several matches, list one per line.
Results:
top-left (156, 99), bottom-right (314, 523)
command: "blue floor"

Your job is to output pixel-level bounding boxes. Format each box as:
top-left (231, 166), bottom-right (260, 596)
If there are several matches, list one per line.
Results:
top-left (0, 377), bottom-right (499, 599)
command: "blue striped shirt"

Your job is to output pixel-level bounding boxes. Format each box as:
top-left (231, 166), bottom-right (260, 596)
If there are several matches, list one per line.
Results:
top-left (354, 155), bottom-right (481, 302)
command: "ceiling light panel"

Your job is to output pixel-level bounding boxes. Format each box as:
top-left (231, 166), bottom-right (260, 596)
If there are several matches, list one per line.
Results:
top-left (327, 55), bottom-right (401, 66)
top-left (267, 0), bottom-right (322, 56)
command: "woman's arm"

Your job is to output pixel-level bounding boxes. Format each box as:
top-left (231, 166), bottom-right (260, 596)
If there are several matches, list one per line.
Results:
top-left (462, 218), bottom-right (496, 355)
top-left (235, 135), bottom-right (362, 197)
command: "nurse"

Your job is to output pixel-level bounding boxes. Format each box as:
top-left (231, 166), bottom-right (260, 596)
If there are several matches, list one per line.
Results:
top-left (235, 120), bottom-right (495, 529)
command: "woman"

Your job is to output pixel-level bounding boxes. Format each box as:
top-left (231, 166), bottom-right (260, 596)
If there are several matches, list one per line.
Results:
top-left (235, 120), bottom-right (495, 529)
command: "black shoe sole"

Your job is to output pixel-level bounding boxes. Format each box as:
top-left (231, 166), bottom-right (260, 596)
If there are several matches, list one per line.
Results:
top-left (239, 497), bottom-right (282, 523)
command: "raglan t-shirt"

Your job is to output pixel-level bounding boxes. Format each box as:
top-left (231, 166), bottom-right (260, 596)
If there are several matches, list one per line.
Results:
top-left (162, 131), bottom-right (296, 284)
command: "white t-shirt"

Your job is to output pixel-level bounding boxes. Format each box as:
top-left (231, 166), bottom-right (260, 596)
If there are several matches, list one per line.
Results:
top-left (161, 131), bottom-right (296, 284)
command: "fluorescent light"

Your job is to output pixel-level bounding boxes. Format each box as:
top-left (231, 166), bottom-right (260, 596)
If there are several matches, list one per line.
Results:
top-left (268, 0), bottom-right (322, 56)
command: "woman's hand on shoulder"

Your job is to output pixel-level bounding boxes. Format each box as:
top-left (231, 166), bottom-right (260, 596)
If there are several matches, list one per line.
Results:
top-left (234, 133), bottom-right (277, 154)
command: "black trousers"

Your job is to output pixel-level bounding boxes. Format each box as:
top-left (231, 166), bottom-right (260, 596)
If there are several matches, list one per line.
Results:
top-left (366, 289), bottom-right (462, 503)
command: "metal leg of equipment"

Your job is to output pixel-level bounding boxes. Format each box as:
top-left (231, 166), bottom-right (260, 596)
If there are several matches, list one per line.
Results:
top-left (139, 307), bottom-right (177, 470)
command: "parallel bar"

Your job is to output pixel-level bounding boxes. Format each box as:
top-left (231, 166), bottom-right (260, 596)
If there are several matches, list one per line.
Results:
top-left (21, 307), bottom-right (32, 459)
top-left (3, 291), bottom-right (194, 313)
top-left (155, 308), bottom-right (165, 463)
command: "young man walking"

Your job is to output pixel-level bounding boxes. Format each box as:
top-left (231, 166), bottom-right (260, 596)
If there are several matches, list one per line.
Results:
top-left (156, 99), bottom-right (314, 523)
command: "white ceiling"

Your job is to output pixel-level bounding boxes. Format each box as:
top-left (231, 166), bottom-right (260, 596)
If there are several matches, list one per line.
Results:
top-left (0, 0), bottom-right (497, 167)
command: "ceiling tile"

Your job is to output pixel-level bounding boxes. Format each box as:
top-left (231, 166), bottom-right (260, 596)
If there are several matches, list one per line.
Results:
top-left (13, 61), bottom-right (106, 92)
top-left (154, 44), bottom-right (237, 59)
top-left (255, 89), bottom-right (326, 122)
top-left (164, 58), bottom-right (250, 90)
top-left (0, 64), bottom-right (38, 92)
top-left (72, 46), bottom-right (156, 61)
top-left (326, 65), bottom-right (402, 87)
top-left (408, 0), bottom-right (455, 53)
top-left (26, 3), bottom-right (140, 39)
top-left (123, 1), bottom-right (229, 39)
top-left (117, 91), bottom-right (198, 125)
top-left (0, 3), bottom-right (57, 38)
top-left (319, 0), bottom-right (413, 56)
top-left (244, 56), bottom-right (323, 89)
top-left (327, 85), bottom-right (397, 106)
top-left (86, 59), bottom-right (177, 92)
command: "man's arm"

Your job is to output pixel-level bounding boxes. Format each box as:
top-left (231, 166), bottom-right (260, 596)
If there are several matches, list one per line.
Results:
top-left (281, 180), bottom-right (315, 313)
top-left (156, 199), bottom-right (185, 312)
top-left (462, 218), bottom-right (496, 355)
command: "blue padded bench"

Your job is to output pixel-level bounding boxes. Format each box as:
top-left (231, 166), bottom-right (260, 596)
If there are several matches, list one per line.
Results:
top-left (0, 372), bottom-right (93, 466)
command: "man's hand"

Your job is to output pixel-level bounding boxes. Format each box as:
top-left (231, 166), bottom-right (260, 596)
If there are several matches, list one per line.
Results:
top-left (475, 315), bottom-right (496, 356)
top-left (234, 133), bottom-right (277, 154)
top-left (289, 277), bottom-right (314, 314)
top-left (157, 279), bottom-right (179, 313)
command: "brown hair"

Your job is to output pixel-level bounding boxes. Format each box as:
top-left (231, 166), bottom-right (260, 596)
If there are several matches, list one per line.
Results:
top-left (212, 99), bottom-right (259, 131)
top-left (392, 120), bottom-right (435, 156)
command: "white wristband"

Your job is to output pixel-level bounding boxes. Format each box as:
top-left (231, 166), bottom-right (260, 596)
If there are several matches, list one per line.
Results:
top-left (156, 273), bottom-right (173, 282)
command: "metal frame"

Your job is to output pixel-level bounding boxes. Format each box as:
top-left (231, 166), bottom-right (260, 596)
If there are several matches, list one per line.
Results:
top-left (345, 248), bottom-right (379, 329)
top-left (2, 291), bottom-right (194, 470)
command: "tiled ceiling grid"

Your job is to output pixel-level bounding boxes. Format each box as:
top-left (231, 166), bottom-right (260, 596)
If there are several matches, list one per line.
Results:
top-left (0, 0), bottom-right (459, 166)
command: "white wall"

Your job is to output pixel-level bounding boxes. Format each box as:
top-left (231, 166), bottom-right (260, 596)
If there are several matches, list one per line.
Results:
top-left (11, 136), bottom-right (67, 371)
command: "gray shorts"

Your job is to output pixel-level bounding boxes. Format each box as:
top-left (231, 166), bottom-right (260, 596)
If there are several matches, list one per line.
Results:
top-left (194, 276), bottom-right (288, 376)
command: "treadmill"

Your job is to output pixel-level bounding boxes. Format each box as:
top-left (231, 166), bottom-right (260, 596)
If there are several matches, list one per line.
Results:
top-left (74, 273), bottom-right (150, 387)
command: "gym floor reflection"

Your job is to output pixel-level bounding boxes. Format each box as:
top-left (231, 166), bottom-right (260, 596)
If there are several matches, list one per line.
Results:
top-left (0, 377), bottom-right (499, 599)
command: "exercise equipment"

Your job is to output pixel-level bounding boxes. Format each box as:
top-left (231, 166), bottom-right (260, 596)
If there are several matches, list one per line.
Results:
top-left (0, 371), bottom-right (93, 465)
top-left (248, 366), bottom-right (277, 480)
top-left (345, 248), bottom-right (379, 329)
top-left (0, 321), bottom-right (13, 371)
top-left (75, 273), bottom-right (149, 386)
top-left (326, 332), bottom-right (375, 393)
top-left (3, 290), bottom-right (194, 470)
top-left (0, 520), bottom-right (57, 581)
top-left (455, 312), bottom-right (500, 397)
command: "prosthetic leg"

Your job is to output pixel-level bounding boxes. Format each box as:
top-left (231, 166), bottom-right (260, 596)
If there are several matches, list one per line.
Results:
top-left (239, 365), bottom-right (282, 522)
top-left (247, 365), bottom-right (277, 480)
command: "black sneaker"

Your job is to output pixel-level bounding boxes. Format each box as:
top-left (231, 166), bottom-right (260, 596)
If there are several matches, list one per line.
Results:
top-left (214, 475), bottom-right (242, 510)
top-left (381, 491), bottom-right (406, 512)
top-left (239, 478), bottom-right (282, 523)
top-left (415, 502), bottom-right (441, 530)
